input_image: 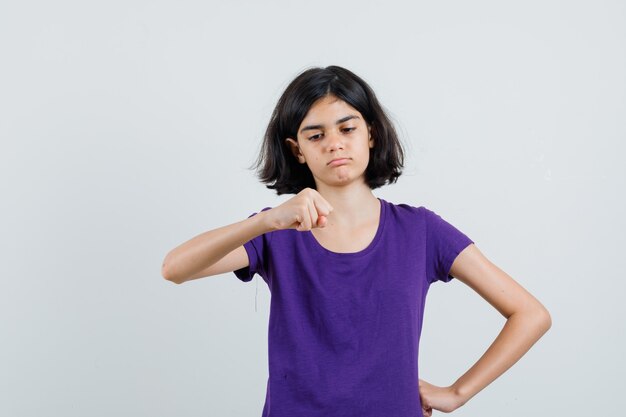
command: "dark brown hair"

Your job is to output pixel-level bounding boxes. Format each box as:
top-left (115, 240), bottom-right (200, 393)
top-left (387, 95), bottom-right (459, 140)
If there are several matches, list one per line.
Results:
top-left (249, 65), bottom-right (405, 195)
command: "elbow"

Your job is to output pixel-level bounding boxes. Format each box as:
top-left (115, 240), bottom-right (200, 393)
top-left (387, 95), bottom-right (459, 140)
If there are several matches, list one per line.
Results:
top-left (162, 267), bottom-right (176, 284)
top-left (528, 304), bottom-right (552, 334)
top-left (163, 271), bottom-right (182, 285)
top-left (539, 306), bottom-right (552, 332)
top-left (514, 303), bottom-right (552, 334)
top-left (161, 258), bottom-right (182, 284)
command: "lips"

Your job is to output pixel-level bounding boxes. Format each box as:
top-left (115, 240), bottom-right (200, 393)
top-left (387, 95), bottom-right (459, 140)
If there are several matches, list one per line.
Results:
top-left (328, 158), bottom-right (350, 166)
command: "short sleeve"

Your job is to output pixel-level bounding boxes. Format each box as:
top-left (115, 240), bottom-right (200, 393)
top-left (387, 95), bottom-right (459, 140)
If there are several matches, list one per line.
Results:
top-left (233, 207), bottom-right (272, 283)
top-left (423, 207), bottom-right (474, 284)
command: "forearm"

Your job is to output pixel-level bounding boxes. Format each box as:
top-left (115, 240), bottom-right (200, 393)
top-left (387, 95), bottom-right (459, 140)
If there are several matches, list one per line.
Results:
top-left (450, 307), bottom-right (551, 406)
top-left (161, 210), bottom-right (272, 283)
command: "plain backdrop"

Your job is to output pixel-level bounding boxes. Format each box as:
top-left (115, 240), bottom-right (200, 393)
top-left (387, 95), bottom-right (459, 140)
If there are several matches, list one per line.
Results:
top-left (1, 1), bottom-right (624, 416)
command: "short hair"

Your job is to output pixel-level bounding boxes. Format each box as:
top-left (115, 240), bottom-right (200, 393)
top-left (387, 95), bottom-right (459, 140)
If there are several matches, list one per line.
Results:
top-left (249, 65), bottom-right (405, 195)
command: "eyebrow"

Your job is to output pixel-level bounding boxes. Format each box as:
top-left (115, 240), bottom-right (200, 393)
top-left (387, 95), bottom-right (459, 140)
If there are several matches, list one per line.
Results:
top-left (299, 115), bottom-right (360, 134)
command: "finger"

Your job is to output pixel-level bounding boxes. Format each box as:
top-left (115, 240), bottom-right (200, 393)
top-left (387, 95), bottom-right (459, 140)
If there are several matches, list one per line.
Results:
top-left (306, 199), bottom-right (318, 229)
top-left (313, 200), bottom-right (332, 229)
top-left (316, 195), bottom-right (333, 217)
top-left (293, 202), bottom-right (310, 231)
top-left (317, 215), bottom-right (327, 227)
top-left (299, 209), bottom-right (311, 231)
top-left (293, 213), bottom-right (303, 230)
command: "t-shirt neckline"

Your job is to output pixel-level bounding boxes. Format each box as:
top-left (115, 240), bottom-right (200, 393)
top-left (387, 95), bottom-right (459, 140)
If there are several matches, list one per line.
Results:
top-left (305, 197), bottom-right (387, 258)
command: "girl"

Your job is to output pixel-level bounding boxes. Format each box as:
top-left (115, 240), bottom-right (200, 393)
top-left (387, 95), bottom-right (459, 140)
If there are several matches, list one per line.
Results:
top-left (162, 65), bottom-right (551, 417)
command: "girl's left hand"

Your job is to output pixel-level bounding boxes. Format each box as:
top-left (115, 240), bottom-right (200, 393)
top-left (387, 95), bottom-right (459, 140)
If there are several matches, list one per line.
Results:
top-left (418, 379), bottom-right (463, 416)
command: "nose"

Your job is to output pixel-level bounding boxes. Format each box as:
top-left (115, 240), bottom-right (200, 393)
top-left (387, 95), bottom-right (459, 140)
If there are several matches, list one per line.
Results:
top-left (325, 129), bottom-right (344, 152)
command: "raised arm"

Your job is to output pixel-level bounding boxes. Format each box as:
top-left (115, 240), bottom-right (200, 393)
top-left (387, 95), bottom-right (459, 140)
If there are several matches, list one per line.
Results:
top-left (418, 243), bottom-right (552, 416)
top-left (162, 188), bottom-right (334, 284)
top-left (161, 210), bottom-right (272, 284)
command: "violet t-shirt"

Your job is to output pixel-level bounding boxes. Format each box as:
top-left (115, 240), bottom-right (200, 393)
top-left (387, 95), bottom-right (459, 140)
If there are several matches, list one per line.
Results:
top-left (233, 197), bottom-right (474, 417)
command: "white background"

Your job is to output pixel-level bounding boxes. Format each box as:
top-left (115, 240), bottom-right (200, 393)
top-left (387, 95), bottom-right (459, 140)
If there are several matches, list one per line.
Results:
top-left (1, 1), bottom-right (624, 416)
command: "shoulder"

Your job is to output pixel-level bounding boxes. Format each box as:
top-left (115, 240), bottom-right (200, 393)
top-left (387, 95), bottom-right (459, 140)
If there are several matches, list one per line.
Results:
top-left (381, 198), bottom-right (429, 219)
top-left (378, 199), bottom-right (431, 234)
top-left (381, 198), bottom-right (420, 212)
top-left (382, 200), bottom-right (460, 236)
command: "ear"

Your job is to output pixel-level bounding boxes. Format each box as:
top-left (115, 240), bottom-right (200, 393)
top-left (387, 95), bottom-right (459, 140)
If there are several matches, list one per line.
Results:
top-left (368, 125), bottom-right (374, 148)
top-left (285, 138), bottom-right (306, 163)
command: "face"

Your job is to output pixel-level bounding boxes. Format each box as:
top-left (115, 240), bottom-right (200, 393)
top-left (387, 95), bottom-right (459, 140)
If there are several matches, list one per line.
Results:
top-left (285, 95), bottom-right (374, 188)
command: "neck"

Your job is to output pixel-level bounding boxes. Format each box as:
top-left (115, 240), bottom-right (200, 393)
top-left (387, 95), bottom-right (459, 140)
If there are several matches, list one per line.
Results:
top-left (314, 182), bottom-right (379, 228)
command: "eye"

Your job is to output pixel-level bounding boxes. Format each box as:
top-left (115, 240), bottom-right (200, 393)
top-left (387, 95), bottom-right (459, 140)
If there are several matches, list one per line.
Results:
top-left (308, 127), bottom-right (355, 141)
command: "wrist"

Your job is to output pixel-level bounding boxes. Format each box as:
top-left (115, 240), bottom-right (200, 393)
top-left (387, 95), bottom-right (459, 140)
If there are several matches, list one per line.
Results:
top-left (256, 209), bottom-right (276, 233)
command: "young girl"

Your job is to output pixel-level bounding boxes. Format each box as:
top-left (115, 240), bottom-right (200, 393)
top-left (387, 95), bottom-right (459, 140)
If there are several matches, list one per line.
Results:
top-left (162, 65), bottom-right (551, 417)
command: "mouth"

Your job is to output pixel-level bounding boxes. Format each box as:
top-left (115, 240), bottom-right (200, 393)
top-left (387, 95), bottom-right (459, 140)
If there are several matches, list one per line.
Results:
top-left (328, 158), bottom-right (350, 166)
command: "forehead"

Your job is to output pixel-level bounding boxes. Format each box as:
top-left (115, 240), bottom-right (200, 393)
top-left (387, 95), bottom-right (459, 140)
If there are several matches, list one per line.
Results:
top-left (301, 95), bottom-right (360, 121)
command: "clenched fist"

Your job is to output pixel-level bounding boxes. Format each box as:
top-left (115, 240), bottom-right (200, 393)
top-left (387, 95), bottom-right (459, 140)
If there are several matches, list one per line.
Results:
top-left (264, 188), bottom-right (334, 232)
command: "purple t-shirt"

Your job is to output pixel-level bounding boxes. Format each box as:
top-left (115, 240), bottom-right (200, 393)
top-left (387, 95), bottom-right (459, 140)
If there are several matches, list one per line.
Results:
top-left (233, 197), bottom-right (474, 417)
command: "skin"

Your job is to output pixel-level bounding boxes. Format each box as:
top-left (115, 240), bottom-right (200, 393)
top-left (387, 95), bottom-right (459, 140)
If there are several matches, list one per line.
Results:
top-left (285, 94), bottom-right (552, 415)
top-left (420, 247), bottom-right (552, 415)
top-left (284, 94), bottom-right (378, 234)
